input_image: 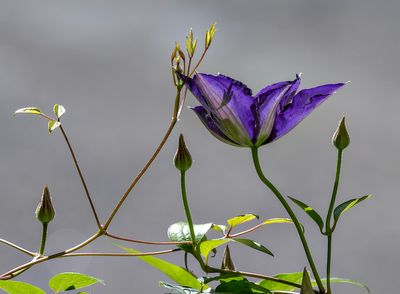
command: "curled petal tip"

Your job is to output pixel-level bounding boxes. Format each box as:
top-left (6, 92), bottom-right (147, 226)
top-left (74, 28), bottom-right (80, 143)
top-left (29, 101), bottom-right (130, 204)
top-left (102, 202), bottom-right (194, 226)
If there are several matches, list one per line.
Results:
top-left (296, 72), bottom-right (302, 78)
top-left (345, 80), bottom-right (351, 84)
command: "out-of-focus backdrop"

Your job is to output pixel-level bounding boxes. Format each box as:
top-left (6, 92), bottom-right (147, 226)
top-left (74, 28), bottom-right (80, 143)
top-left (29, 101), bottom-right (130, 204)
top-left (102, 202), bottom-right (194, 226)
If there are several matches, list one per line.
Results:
top-left (0, 1), bottom-right (398, 293)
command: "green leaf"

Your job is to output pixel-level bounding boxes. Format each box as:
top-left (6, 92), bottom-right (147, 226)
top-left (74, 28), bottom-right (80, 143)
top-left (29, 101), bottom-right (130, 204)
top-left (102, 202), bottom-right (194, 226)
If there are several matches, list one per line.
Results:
top-left (14, 107), bottom-right (42, 116)
top-left (200, 239), bottom-right (231, 259)
top-left (211, 224), bottom-right (227, 234)
top-left (167, 222), bottom-right (213, 243)
top-left (288, 196), bottom-right (324, 231)
top-left (260, 218), bottom-right (293, 226)
top-left (227, 214), bottom-right (258, 228)
top-left (300, 268), bottom-right (314, 294)
top-left (333, 195), bottom-right (371, 228)
top-left (160, 281), bottom-right (212, 294)
top-left (53, 104), bottom-right (66, 119)
top-left (0, 280), bottom-right (46, 294)
top-left (215, 278), bottom-right (271, 294)
top-left (48, 272), bottom-right (104, 293)
top-left (48, 120), bottom-right (61, 133)
top-left (117, 245), bottom-right (203, 290)
top-left (233, 239), bottom-right (273, 256)
top-left (312, 278), bottom-right (370, 293)
top-left (258, 272), bottom-right (303, 292)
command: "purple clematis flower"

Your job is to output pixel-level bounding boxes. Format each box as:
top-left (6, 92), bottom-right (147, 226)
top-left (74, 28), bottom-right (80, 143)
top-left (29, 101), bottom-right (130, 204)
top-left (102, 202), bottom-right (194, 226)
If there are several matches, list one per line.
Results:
top-left (185, 73), bottom-right (345, 147)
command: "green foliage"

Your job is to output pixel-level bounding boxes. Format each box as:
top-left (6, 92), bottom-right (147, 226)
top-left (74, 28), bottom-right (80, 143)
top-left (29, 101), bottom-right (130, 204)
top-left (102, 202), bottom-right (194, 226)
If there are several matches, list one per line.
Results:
top-left (233, 239), bottom-right (273, 256)
top-left (314, 278), bottom-right (371, 293)
top-left (200, 239), bottom-right (231, 260)
top-left (118, 245), bottom-right (203, 290)
top-left (53, 104), bottom-right (66, 119)
top-left (258, 272), bottom-right (303, 292)
top-left (333, 195), bottom-right (371, 229)
top-left (48, 272), bottom-right (104, 293)
top-left (160, 282), bottom-right (212, 294)
top-left (48, 120), bottom-right (61, 134)
top-left (288, 196), bottom-right (324, 232)
top-left (215, 278), bottom-right (271, 294)
top-left (14, 107), bottom-right (42, 116)
top-left (0, 281), bottom-right (45, 294)
top-left (227, 214), bottom-right (258, 229)
top-left (167, 222), bottom-right (213, 251)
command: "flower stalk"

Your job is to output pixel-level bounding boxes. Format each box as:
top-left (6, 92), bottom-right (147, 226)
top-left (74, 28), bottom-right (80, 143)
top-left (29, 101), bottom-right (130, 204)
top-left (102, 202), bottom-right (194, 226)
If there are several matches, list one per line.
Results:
top-left (251, 147), bottom-right (325, 293)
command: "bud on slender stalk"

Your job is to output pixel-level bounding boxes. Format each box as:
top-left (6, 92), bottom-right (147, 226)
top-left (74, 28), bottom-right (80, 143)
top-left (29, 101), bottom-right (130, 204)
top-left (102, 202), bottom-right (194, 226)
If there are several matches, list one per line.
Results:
top-left (174, 134), bottom-right (192, 172)
top-left (332, 117), bottom-right (350, 150)
top-left (221, 245), bottom-right (235, 271)
top-left (36, 185), bottom-right (55, 224)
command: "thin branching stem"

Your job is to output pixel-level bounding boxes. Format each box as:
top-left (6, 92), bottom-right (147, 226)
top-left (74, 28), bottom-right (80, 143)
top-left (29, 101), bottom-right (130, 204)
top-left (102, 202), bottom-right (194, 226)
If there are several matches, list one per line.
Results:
top-left (105, 232), bottom-right (192, 246)
top-left (59, 125), bottom-right (102, 229)
top-left (103, 89), bottom-right (181, 230)
top-left (62, 248), bottom-right (180, 257)
top-left (0, 238), bottom-right (35, 257)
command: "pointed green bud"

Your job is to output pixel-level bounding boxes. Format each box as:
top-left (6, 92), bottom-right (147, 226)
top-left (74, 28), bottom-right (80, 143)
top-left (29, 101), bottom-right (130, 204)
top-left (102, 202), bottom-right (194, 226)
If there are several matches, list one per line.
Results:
top-left (36, 185), bottom-right (55, 224)
top-left (185, 28), bottom-right (197, 58)
top-left (332, 117), bottom-right (350, 150)
top-left (174, 134), bottom-right (192, 172)
top-left (221, 245), bottom-right (235, 271)
top-left (205, 22), bottom-right (216, 49)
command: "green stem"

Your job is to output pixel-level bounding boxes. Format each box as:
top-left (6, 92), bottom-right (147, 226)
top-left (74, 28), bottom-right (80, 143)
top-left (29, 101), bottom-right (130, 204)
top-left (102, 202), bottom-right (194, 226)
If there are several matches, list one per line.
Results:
top-left (325, 149), bottom-right (343, 294)
top-left (251, 147), bottom-right (325, 293)
top-left (180, 171), bottom-right (196, 245)
top-left (39, 223), bottom-right (48, 255)
top-left (326, 235), bottom-right (332, 294)
top-left (325, 150), bottom-right (342, 233)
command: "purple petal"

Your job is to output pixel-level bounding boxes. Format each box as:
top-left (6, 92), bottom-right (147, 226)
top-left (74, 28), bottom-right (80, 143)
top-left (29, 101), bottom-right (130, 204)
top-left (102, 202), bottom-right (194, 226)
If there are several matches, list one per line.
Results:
top-left (191, 106), bottom-right (241, 146)
top-left (265, 83), bottom-right (346, 143)
top-left (186, 73), bottom-right (255, 143)
top-left (253, 78), bottom-right (298, 145)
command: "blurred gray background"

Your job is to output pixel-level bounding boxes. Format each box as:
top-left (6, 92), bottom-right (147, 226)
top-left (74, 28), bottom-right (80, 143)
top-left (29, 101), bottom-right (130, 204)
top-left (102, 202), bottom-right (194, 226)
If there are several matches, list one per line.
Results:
top-left (0, 0), bottom-right (398, 293)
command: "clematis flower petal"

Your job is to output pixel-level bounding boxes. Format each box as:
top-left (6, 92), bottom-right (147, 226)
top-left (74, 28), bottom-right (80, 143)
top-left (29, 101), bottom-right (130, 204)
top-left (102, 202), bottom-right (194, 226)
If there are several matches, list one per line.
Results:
top-left (253, 79), bottom-right (297, 145)
top-left (185, 73), bottom-right (255, 145)
top-left (265, 83), bottom-right (346, 143)
top-left (191, 106), bottom-right (241, 146)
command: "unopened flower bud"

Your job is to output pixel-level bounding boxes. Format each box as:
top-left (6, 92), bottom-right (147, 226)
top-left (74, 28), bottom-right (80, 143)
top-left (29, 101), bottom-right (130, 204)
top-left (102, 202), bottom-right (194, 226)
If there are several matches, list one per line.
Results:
top-left (221, 245), bottom-right (235, 271)
top-left (36, 185), bottom-right (55, 224)
top-left (332, 117), bottom-right (350, 150)
top-left (174, 134), bottom-right (192, 172)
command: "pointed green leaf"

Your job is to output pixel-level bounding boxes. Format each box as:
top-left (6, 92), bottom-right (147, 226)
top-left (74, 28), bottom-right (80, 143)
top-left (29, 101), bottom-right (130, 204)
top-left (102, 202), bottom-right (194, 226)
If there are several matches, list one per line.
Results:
top-left (48, 272), bottom-right (104, 293)
top-left (0, 280), bottom-right (46, 294)
top-left (53, 104), bottom-right (66, 119)
top-left (288, 196), bottom-right (324, 231)
top-left (200, 239), bottom-right (231, 259)
top-left (258, 272), bottom-right (303, 291)
top-left (211, 224), bottom-right (227, 234)
top-left (48, 120), bottom-right (61, 133)
top-left (233, 239), bottom-right (273, 256)
top-left (14, 107), bottom-right (42, 116)
top-left (333, 195), bottom-right (371, 227)
top-left (312, 278), bottom-right (370, 293)
top-left (117, 245), bottom-right (203, 290)
top-left (261, 218), bottom-right (293, 226)
top-left (227, 214), bottom-right (259, 228)
top-left (167, 222), bottom-right (213, 243)
top-left (300, 268), bottom-right (314, 294)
